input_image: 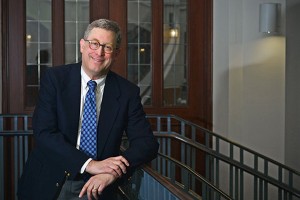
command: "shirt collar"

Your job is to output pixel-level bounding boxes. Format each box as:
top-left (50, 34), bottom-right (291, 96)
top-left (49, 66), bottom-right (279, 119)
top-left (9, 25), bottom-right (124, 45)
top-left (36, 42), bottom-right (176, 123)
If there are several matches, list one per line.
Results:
top-left (81, 67), bottom-right (106, 89)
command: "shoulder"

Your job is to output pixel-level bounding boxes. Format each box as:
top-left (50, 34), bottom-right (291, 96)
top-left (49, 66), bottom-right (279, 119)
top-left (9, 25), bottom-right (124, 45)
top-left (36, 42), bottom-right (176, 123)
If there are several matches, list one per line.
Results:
top-left (43, 62), bottom-right (81, 80)
top-left (107, 71), bottom-right (139, 91)
top-left (46, 62), bottom-right (81, 75)
top-left (41, 63), bottom-right (81, 88)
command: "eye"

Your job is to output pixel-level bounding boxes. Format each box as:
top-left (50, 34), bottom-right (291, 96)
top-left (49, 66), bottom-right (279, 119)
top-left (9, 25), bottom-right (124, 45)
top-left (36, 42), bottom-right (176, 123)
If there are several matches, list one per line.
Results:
top-left (90, 41), bottom-right (100, 48)
top-left (104, 45), bottom-right (113, 51)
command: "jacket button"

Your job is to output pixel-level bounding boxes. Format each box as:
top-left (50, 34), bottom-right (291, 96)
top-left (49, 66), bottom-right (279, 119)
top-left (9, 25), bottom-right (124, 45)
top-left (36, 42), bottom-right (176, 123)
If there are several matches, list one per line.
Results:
top-left (65, 171), bottom-right (70, 177)
top-left (56, 183), bottom-right (59, 187)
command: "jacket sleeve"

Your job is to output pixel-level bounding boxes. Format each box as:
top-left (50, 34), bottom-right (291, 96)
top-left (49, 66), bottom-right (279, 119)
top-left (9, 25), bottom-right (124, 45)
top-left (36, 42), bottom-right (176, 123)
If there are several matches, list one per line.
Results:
top-left (32, 68), bottom-right (89, 179)
top-left (122, 87), bottom-right (159, 168)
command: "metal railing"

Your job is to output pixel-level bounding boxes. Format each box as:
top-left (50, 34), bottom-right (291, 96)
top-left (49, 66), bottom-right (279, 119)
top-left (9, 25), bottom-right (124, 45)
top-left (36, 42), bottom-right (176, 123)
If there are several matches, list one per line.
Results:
top-left (1, 114), bottom-right (300, 200)
top-left (147, 114), bottom-right (300, 200)
top-left (121, 137), bottom-right (232, 200)
top-left (0, 114), bottom-right (33, 200)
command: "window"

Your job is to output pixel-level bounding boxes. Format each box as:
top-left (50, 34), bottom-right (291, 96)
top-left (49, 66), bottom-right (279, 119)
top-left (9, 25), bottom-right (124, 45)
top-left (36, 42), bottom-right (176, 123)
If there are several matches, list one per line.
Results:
top-left (26, 0), bottom-right (52, 107)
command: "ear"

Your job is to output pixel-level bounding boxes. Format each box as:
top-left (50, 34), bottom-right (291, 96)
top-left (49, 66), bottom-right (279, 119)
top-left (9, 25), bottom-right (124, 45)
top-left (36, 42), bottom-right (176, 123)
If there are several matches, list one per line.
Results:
top-left (79, 39), bottom-right (85, 53)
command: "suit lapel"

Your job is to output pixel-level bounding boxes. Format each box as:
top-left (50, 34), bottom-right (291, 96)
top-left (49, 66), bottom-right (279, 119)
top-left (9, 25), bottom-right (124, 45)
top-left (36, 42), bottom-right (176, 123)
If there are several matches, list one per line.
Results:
top-left (63, 63), bottom-right (81, 145)
top-left (97, 71), bottom-right (120, 157)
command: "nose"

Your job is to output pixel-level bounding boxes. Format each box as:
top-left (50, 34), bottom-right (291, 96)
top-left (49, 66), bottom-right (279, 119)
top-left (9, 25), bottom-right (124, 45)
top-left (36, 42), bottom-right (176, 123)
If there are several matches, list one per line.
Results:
top-left (95, 45), bottom-right (105, 55)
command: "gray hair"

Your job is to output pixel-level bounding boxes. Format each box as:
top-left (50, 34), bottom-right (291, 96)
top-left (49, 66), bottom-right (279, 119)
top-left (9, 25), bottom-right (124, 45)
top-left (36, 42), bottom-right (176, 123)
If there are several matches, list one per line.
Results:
top-left (83, 19), bottom-right (122, 49)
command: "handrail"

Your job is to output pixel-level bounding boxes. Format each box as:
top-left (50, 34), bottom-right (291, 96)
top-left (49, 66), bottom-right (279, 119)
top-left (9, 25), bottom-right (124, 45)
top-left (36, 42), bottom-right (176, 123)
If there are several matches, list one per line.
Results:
top-left (156, 152), bottom-right (233, 200)
top-left (155, 132), bottom-right (300, 197)
top-left (2, 114), bottom-right (300, 200)
top-left (1, 115), bottom-right (194, 200)
top-left (147, 114), bottom-right (300, 177)
top-left (121, 138), bottom-right (232, 199)
top-left (148, 114), bottom-right (300, 199)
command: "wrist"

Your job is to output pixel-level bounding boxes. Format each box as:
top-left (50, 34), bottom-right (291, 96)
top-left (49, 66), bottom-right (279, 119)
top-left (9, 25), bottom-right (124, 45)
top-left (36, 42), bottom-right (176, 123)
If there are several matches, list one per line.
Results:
top-left (85, 159), bottom-right (95, 173)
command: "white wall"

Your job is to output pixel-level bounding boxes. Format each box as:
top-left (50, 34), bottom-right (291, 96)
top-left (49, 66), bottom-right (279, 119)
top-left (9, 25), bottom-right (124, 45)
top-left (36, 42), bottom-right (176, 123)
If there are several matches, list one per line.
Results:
top-left (213, 0), bottom-right (286, 163)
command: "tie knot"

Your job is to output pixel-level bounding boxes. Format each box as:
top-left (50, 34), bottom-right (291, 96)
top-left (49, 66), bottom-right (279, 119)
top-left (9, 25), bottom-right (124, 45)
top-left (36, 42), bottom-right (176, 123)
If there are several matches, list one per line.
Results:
top-left (87, 80), bottom-right (97, 92)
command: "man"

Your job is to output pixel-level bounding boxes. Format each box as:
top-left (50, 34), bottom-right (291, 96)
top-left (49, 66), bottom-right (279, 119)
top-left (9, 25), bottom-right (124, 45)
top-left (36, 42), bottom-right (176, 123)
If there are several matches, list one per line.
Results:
top-left (18, 19), bottom-right (159, 200)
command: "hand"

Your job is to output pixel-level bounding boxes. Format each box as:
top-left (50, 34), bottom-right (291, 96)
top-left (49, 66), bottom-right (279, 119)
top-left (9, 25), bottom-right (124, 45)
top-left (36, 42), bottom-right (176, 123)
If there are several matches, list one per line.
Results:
top-left (85, 156), bottom-right (129, 177)
top-left (79, 173), bottom-right (116, 200)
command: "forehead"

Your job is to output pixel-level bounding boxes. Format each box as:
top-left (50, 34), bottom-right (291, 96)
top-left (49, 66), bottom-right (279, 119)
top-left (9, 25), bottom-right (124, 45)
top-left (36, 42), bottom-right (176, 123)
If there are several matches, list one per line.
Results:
top-left (87, 28), bottom-right (116, 43)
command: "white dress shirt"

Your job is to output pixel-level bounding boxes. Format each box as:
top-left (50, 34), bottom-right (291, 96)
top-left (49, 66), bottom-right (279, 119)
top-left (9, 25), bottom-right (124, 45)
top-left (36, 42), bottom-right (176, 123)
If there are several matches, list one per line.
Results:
top-left (77, 67), bottom-right (106, 173)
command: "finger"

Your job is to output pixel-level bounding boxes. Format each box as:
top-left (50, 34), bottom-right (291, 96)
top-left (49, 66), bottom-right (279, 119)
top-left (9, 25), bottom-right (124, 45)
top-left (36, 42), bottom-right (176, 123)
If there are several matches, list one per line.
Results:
top-left (111, 164), bottom-right (124, 177)
top-left (84, 182), bottom-right (95, 200)
top-left (98, 184), bottom-right (105, 195)
top-left (87, 187), bottom-right (93, 200)
top-left (116, 156), bottom-right (130, 166)
top-left (79, 183), bottom-right (89, 198)
top-left (114, 161), bottom-right (127, 174)
top-left (92, 188), bottom-right (99, 200)
top-left (104, 161), bottom-right (123, 177)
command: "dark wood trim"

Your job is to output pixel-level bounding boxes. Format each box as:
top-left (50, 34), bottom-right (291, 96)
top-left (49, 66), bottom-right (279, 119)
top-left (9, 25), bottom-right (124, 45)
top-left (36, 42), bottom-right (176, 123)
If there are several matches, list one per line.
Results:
top-left (203, 0), bottom-right (213, 130)
top-left (52, 0), bottom-right (65, 66)
top-left (187, 0), bottom-right (213, 128)
top-left (1, 0), bottom-right (9, 113)
top-left (109, 0), bottom-right (127, 78)
top-left (7, 0), bottom-right (26, 113)
top-left (151, 0), bottom-right (163, 108)
top-left (144, 0), bottom-right (213, 130)
top-left (90, 0), bottom-right (109, 22)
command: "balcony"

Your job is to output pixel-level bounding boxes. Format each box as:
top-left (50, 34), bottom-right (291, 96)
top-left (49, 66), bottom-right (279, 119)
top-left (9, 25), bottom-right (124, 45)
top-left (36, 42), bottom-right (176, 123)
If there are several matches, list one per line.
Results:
top-left (1, 114), bottom-right (300, 200)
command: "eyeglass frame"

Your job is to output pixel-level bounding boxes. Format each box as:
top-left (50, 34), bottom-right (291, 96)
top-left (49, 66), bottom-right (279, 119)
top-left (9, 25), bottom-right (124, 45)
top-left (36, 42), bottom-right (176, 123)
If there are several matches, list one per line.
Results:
top-left (83, 39), bottom-right (115, 53)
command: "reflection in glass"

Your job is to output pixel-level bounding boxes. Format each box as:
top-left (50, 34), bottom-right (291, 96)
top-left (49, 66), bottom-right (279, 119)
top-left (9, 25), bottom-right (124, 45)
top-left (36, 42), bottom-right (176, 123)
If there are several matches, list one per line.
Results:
top-left (163, 0), bottom-right (188, 106)
top-left (65, 0), bottom-right (89, 64)
top-left (26, 0), bottom-right (52, 107)
top-left (127, 0), bottom-right (152, 106)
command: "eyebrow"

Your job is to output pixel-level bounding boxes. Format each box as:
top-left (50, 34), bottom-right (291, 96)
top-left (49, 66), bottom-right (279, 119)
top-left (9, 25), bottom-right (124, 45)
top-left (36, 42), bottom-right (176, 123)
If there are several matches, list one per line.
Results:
top-left (87, 39), bottom-right (113, 45)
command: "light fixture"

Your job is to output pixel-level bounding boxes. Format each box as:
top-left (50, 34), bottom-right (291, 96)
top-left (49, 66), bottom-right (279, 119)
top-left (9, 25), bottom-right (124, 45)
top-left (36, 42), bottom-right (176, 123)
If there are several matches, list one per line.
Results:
top-left (259, 3), bottom-right (281, 34)
top-left (169, 28), bottom-right (179, 38)
top-left (168, 12), bottom-right (179, 38)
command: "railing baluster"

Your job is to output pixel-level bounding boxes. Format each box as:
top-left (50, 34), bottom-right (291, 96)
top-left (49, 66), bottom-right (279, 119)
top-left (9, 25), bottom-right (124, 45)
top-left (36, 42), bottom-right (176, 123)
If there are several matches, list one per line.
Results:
top-left (216, 137), bottom-right (220, 188)
top-left (264, 160), bottom-right (268, 200)
top-left (14, 135), bottom-right (18, 200)
top-left (259, 178), bottom-right (263, 200)
top-left (240, 148), bottom-right (244, 200)
top-left (0, 134), bottom-right (4, 200)
top-left (0, 116), bottom-right (3, 130)
top-left (278, 166), bottom-right (283, 200)
top-left (289, 171), bottom-right (293, 200)
top-left (13, 116), bottom-right (18, 131)
top-left (2, 114), bottom-right (300, 200)
top-left (254, 155), bottom-right (258, 199)
top-left (157, 116), bottom-right (161, 133)
top-left (230, 143), bottom-right (234, 197)
top-left (235, 167), bottom-right (239, 200)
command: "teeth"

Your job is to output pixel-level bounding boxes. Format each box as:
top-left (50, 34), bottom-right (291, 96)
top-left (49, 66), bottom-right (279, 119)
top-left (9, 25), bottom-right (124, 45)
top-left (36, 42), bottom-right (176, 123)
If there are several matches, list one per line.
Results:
top-left (91, 56), bottom-right (103, 62)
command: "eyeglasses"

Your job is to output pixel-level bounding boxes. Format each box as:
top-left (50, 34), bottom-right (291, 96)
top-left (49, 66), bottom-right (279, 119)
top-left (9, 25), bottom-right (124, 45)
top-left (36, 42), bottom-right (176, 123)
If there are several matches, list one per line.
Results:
top-left (84, 39), bottom-right (114, 53)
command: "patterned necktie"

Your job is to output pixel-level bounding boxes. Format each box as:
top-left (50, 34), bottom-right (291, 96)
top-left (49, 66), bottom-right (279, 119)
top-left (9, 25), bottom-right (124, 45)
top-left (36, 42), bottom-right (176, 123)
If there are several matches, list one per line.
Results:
top-left (80, 80), bottom-right (97, 159)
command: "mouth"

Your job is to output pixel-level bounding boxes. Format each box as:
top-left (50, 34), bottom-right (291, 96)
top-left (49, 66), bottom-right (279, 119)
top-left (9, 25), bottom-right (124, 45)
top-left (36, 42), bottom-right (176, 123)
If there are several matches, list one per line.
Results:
top-left (90, 55), bottom-right (104, 63)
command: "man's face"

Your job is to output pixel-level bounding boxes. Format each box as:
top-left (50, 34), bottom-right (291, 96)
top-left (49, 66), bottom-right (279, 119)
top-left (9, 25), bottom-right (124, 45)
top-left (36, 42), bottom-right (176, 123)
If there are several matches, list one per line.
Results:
top-left (80, 28), bottom-right (119, 79)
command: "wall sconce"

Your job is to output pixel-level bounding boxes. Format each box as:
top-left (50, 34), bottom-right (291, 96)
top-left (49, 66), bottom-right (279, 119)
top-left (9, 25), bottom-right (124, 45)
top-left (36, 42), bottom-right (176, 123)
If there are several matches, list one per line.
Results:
top-left (259, 3), bottom-right (281, 34)
top-left (169, 28), bottom-right (179, 38)
top-left (168, 12), bottom-right (179, 38)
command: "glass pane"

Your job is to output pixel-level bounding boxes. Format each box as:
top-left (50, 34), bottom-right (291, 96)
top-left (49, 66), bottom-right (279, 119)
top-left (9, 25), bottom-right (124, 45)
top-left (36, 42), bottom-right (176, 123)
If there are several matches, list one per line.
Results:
top-left (40, 21), bottom-right (52, 42)
top-left (26, 0), bottom-right (52, 108)
top-left (163, 0), bottom-right (188, 106)
top-left (65, 0), bottom-right (90, 64)
top-left (127, 0), bottom-right (152, 106)
top-left (65, 44), bottom-right (78, 64)
top-left (39, 0), bottom-right (52, 20)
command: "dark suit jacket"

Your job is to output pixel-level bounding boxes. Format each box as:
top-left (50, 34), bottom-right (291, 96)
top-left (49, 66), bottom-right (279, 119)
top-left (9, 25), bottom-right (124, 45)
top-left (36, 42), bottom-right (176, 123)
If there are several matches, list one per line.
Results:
top-left (17, 62), bottom-right (159, 200)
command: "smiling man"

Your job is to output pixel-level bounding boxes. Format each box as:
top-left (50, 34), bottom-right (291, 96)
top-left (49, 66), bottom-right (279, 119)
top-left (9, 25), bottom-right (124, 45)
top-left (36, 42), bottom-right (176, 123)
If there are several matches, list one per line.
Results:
top-left (18, 19), bottom-right (159, 200)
